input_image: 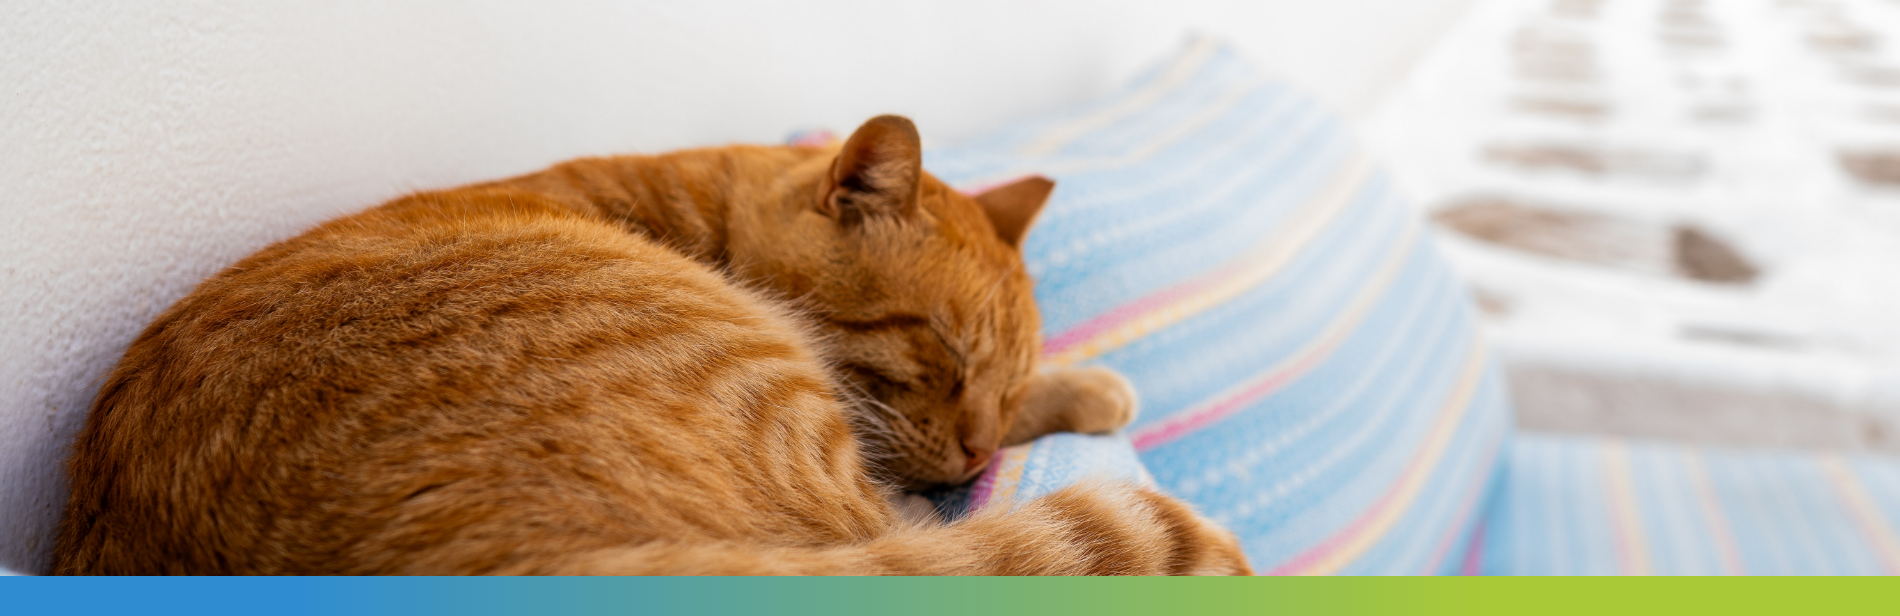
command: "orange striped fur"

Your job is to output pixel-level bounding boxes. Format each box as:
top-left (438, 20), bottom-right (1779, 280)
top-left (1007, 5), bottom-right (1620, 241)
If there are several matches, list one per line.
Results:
top-left (52, 116), bottom-right (1249, 575)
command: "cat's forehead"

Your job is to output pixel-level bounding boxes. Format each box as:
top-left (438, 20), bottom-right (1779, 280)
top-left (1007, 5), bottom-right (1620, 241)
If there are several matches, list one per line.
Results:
top-left (918, 177), bottom-right (1010, 245)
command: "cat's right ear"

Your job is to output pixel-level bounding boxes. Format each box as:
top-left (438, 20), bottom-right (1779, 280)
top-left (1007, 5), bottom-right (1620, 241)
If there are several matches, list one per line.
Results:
top-left (819, 115), bottom-right (923, 227)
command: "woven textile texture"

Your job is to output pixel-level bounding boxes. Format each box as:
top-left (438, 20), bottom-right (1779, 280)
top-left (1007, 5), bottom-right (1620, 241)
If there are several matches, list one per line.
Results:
top-left (1480, 433), bottom-right (1900, 575)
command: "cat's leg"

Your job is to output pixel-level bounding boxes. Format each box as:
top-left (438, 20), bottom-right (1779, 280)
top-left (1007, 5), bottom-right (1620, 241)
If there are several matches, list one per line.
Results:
top-left (563, 480), bottom-right (1250, 575)
top-left (1002, 366), bottom-right (1139, 447)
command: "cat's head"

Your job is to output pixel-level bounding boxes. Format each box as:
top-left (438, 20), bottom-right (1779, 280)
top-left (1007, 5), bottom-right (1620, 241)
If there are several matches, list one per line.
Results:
top-left (731, 116), bottom-right (1055, 488)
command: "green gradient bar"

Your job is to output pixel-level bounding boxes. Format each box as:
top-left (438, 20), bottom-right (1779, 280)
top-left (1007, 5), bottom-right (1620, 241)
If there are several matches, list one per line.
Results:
top-left (6, 577), bottom-right (1897, 615)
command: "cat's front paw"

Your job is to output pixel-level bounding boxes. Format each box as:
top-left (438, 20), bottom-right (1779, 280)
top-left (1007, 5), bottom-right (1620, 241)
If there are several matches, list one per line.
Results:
top-left (1003, 366), bottom-right (1139, 446)
top-left (1052, 366), bottom-right (1138, 432)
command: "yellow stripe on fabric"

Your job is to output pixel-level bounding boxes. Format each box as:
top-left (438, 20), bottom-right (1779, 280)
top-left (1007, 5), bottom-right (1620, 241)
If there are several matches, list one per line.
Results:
top-left (1602, 442), bottom-right (1653, 576)
top-left (1291, 339), bottom-right (1490, 575)
top-left (1045, 153), bottom-right (1374, 367)
top-left (988, 447), bottom-right (1034, 508)
top-left (1817, 455), bottom-right (1900, 574)
top-left (1018, 36), bottom-right (1222, 157)
top-left (1125, 218), bottom-right (1421, 450)
top-left (1682, 451), bottom-right (1746, 575)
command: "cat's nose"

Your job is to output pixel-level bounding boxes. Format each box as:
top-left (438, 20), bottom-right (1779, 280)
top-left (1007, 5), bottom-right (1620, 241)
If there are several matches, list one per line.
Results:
top-left (961, 442), bottom-right (995, 474)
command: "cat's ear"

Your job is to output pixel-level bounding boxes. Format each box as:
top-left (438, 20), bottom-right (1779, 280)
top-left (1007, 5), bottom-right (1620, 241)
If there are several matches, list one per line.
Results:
top-left (820, 115), bottom-right (923, 226)
top-left (972, 175), bottom-right (1054, 248)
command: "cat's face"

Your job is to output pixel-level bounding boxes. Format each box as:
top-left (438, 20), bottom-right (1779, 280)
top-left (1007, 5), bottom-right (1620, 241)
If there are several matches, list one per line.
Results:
top-left (733, 116), bottom-right (1054, 488)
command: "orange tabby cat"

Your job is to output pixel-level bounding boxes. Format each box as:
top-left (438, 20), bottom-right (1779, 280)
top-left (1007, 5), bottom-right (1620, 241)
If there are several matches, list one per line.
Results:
top-left (52, 116), bottom-right (1250, 575)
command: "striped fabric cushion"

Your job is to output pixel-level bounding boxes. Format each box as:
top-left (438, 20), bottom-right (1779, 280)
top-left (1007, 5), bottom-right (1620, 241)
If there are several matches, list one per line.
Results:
top-left (1481, 433), bottom-right (1900, 575)
top-left (923, 37), bottom-right (1515, 574)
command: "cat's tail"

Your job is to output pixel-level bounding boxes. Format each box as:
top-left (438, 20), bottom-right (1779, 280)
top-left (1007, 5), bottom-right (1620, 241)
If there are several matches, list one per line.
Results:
top-left (560, 481), bottom-right (1252, 575)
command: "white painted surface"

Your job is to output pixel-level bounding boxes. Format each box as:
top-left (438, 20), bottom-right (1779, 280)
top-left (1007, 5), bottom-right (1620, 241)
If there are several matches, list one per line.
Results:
top-left (0, 0), bottom-right (1473, 574)
top-left (1364, 0), bottom-right (1900, 452)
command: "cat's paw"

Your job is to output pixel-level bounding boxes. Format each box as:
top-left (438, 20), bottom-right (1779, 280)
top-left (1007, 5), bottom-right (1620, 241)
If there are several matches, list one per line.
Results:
top-left (1049, 366), bottom-right (1139, 432)
top-left (1004, 366), bottom-right (1139, 445)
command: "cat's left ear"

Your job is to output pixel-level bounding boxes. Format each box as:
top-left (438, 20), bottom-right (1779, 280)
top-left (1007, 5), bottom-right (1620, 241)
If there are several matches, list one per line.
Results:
top-left (820, 115), bottom-right (923, 226)
top-left (972, 175), bottom-right (1055, 248)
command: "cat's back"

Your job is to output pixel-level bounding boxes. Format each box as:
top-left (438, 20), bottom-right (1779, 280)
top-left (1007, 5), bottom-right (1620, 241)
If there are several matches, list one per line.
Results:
top-left (54, 187), bottom-right (886, 574)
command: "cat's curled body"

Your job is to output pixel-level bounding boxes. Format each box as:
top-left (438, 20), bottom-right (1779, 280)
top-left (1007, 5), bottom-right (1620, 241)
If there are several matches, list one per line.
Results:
top-left (52, 117), bottom-right (1250, 575)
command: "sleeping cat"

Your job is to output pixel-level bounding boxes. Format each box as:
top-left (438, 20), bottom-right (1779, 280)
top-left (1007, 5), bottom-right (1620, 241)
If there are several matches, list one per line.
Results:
top-left (52, 116), bottom-right (1250, 575)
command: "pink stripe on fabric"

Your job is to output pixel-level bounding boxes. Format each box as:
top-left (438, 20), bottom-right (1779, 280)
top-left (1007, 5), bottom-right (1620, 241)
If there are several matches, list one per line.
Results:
top-left (1423, 431), bottom-right (1507, 574)
top-left (1126, 222), bottom-right (1420, 452)
top-left (1682, 451), bottom-right (1746, 575)
top-left (966, 447), bottom-right (1034, 512)
top-left (1130, 336), bottom-right (1333, 451)
top-left (1265, 342), bottom-right (1489, 576)
top-left (1267, 487), bottom-right (1397, 575)
top-left (1818, 455), bottom-right (1900, 575)
top-left (1040, 271), bottom-right (1230, 358)
top-left (1460, 524), bottom-right (1487, 576)
top-left (1601, 442), bottom-right (1653, 575)
top-left (963, 449), bottom-right (1010, 511)
top-left (1037, 155), bottom-right (1374, 367)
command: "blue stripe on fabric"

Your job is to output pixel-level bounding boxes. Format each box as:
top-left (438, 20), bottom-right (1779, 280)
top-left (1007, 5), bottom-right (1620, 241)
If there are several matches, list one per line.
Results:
top-left (1573, 437), bottom-right (1619, 575)
top-left (1190, 264), bottom-right (1464, 532)
top-left (1100, 180), bottom-right (1407, 431)
top-left (1623, 443), bottom-right (1675, 574)
top-left (1473, 429), bottom-right (1514, 575)
top-left (1346, 367), bottom-right (1511, 574)
top-left (931, 83), bottom-right (1339, 334)
top-left (1851, 456), bottom-right (1900, 545)
top-left (1411, 372), bottom-right (1512, 573)
top-left (1778, 458), bottom-right (1842, 574)
top-left (1358, 254), bottom-right (1512, 573)
top-left (1135, 234), bottom-right (1454, 494)
top-left (1027, 118), bottom-right (1349, 334)
top-left (1796, 455), bottom-right (1882, 574)
top-left (1732, 452), bottom-right (1801, 574)
top-left (1762, 453), bottom-right (1835, 574)
top-left (1517, 437), bottom-right (1566, 575)
top-left (1167, 258), bottom-right (1470, 565)
top-left (1533, 438), bottom-right (1573, 575)
top-left (1160, 242), bottom-right (1457, 502)
top-left (1454, 451), bottom-right (1510, 576)
top-left (1024, 103), bottom-right (1333, 281)
top-left (1481, 434), bottom-right (1554, 574)
top-left (1162, 278), bottom-right (1459, 565)
top-left (1776, 456), bottom-right (1835, 574)
top-left (1630, 444), bottom-right (1718, 575)
top-left (1483, 436), bottom-right (1900, 575)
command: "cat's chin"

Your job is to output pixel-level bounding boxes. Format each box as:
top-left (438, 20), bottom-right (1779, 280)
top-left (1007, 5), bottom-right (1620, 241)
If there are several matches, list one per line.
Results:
top-left (922, 464), bottom-right (994, 492)
top-left (885, 461), bottom-right (989, 492)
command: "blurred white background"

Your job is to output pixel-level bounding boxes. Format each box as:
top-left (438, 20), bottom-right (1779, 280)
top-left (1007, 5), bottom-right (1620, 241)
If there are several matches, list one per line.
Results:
top-left (1367, 0), bottom-right (1900, 455)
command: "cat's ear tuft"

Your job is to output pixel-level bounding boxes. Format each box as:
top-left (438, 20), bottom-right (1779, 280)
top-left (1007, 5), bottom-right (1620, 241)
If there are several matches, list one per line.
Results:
top-left (820, 115), bottom-right (923, 226)
top-left (972, 175), bottom-right (1055, 248)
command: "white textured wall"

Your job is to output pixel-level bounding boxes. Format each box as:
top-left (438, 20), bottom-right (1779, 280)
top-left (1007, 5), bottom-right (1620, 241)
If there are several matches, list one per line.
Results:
top-left (0, 0), bottom-right (1472, 573)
